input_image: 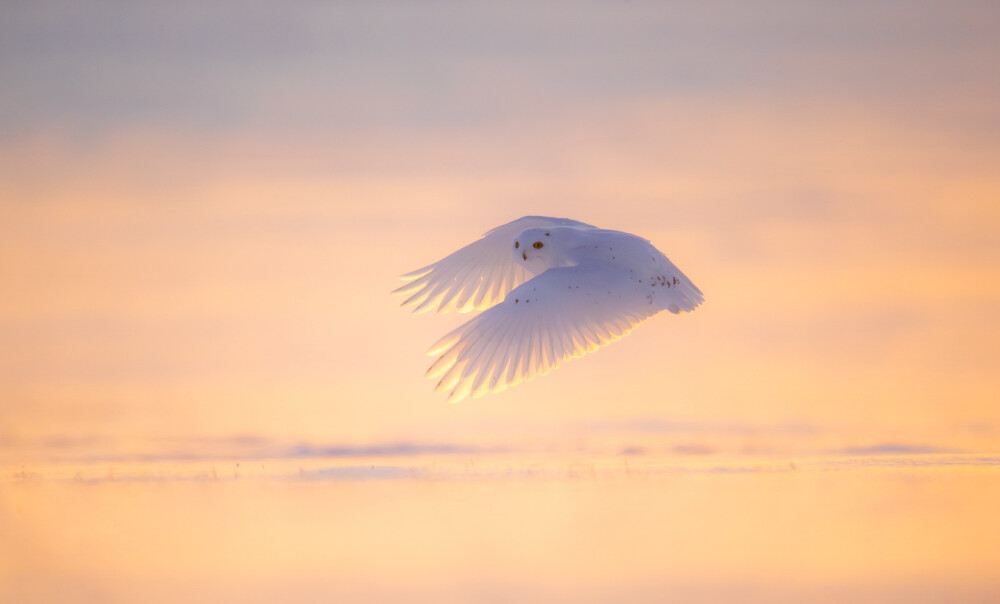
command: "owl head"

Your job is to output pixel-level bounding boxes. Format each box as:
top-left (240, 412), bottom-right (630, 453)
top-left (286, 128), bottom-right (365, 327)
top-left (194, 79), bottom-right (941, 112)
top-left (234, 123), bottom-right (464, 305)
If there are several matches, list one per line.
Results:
top-left (512, 227), bottom-right (573, 272)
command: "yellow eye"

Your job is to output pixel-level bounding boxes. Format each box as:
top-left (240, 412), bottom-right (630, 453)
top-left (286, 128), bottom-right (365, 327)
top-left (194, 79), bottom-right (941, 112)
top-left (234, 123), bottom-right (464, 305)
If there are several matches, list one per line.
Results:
top-left (514, 241), bottom-right (519, 248)
top-left (533, 241), bottom-right (543, 249)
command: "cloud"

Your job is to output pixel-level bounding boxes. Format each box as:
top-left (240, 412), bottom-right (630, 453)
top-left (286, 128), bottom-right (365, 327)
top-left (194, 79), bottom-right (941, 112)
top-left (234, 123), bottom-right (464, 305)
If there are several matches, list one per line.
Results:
top-left (835, 443), bottom-right (957, 456)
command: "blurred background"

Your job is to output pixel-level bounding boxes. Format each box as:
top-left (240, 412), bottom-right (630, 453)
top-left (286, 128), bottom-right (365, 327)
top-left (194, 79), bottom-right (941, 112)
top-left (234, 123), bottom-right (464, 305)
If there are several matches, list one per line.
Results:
top-left (2, 0), bottom-right (999, 460)
top-left (4, 3), bottom-right (1000, 603)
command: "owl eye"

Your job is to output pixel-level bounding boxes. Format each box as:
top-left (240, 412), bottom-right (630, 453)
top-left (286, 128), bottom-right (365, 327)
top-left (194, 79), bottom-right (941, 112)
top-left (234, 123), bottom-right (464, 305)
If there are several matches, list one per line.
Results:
top-left (533, 241), bottom-right (543, 249)
top-left (514, 241), bottom-right (519, 248)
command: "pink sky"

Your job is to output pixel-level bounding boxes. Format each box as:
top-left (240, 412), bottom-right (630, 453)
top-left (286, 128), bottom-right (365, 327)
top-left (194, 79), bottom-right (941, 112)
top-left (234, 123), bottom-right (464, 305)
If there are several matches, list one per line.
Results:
top-left (2, 1), bottom-right (999, 457)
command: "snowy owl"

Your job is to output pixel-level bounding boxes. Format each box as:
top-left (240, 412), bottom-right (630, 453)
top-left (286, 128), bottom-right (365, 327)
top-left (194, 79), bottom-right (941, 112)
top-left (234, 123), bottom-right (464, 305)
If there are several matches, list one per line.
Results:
top-left (395, 216), bottom-right (703, 402)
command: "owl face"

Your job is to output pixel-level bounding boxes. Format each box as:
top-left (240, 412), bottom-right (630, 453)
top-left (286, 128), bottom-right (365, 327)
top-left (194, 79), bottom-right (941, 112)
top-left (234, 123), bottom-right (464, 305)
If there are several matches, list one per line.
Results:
top-left (512, 227), bottom-right (560, 268)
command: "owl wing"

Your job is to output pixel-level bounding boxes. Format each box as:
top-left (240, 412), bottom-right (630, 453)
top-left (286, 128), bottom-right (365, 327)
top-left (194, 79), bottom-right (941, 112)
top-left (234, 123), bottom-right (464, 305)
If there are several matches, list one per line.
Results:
top-left (425, 260), bottom-right (666, 402)
top-left (394, 216), bottom-right (594, 314)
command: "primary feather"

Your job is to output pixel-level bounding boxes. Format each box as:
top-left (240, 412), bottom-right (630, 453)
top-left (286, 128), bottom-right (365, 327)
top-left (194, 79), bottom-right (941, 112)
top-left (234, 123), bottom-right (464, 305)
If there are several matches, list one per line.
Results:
top-left (397, 216), bottom-right (703, 402)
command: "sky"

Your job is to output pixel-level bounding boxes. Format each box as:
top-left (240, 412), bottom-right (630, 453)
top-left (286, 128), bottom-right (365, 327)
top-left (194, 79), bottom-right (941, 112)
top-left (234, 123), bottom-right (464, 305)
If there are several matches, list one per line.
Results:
top-left (2, 0), bottom-right (999, 459)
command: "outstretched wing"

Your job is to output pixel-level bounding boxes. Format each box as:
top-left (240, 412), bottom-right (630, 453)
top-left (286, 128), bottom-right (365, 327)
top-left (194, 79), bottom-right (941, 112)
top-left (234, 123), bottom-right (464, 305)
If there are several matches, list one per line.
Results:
top-left (425, 260), bottom-right (666, 402)
top-left (393, 216), bottom-right (594, 314)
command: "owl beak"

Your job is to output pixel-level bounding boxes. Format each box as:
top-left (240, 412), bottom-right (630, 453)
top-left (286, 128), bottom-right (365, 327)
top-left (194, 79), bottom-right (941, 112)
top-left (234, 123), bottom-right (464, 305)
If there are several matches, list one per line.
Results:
top-left (522, 252), bottom-right (527, 261)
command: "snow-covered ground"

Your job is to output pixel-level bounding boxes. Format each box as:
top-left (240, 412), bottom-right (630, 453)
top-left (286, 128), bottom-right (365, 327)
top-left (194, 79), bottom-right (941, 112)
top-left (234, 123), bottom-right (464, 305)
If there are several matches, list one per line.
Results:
top-left (4, 444), bottom-right (999, 603)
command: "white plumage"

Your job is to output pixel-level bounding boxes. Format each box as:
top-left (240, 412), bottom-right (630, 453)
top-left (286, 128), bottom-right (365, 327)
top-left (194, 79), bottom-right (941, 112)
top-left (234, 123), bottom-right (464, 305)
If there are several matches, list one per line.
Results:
top-left (395, 216), bottom-right (703, 402)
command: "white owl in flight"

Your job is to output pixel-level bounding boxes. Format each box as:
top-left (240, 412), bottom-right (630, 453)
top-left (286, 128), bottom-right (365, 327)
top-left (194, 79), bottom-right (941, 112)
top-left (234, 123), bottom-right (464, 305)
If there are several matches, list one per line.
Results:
top-left (395, 216), bottom-right (703, 402)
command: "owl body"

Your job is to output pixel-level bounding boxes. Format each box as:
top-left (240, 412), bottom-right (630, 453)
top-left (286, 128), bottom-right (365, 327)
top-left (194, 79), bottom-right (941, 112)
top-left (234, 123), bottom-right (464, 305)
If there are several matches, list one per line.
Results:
top-left (396, 216), bottom-right (703, 401)
top-left (514, 226), bottom-right (692, 313)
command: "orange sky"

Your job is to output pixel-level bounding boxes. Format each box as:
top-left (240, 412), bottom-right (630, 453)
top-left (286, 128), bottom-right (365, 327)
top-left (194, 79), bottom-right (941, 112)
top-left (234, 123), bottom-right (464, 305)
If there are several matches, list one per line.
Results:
top-left (2, 2), bottom-right (999, 458)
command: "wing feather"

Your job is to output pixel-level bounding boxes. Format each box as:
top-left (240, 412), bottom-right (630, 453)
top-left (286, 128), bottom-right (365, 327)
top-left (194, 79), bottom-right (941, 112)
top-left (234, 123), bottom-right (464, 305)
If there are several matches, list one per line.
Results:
top-left (394, 216), bottom-right (595, 314)
top-left (430, 261), bottom-right (665, 402)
